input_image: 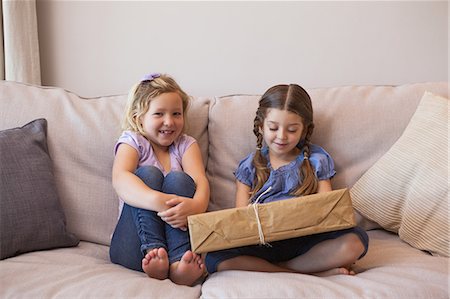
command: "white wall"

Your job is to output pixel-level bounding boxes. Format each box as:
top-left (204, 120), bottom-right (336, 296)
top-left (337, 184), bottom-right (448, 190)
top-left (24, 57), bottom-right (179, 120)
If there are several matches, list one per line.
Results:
top-left (37, 1), bottom-right (448, 97)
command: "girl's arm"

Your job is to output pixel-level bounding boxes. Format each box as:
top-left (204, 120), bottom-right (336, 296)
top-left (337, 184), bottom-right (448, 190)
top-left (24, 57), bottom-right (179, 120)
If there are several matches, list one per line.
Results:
top-left (157, 142), bottom-right (210, 228)
top-left (235, 179), bottom-right (331, 208)
top-left (317, 179), bottom-right (332, 193)
top-left (112, 143), bottom-right (173, 212)
top-left (235, 181), bottom-right (251, 207)
top-left (180, 142), bottom-right (210, 213)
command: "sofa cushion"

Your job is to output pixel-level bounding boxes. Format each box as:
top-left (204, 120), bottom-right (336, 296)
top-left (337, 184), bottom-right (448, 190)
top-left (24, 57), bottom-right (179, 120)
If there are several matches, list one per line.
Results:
top-left (206, 83), bottom-right (448, 212)
top-left (200, 230), bottom-right (448, 299)
top-left (0, 241), bottom-right (202, 298)
top-left (0, 81), bottom-right (210, 246)
top-left (351, 92), bottom-right (448, 257)
top-left (0, 119), bottom-right (79, 259)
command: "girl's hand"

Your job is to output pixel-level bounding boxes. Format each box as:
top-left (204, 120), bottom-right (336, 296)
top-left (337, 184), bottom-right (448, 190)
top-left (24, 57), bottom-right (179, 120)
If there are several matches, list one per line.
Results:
top-left (157, 196), bottom-right (196, 229)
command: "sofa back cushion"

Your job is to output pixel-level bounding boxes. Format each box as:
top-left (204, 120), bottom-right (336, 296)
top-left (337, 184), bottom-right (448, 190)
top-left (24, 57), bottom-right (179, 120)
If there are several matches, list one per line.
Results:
top-left (206, 82), bottom-right (448, 211)
top-left (0, 81), bottom-right (210, 245)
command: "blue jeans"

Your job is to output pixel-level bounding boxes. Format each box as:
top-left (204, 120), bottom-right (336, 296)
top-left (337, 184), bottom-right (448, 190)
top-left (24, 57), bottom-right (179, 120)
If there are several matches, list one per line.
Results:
top-left (109, 166), bottom-right (196, 272)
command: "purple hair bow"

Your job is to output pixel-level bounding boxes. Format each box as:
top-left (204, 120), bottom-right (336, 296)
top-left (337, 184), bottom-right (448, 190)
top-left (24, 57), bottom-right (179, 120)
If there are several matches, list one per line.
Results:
top-left (141, 73), bottom-right (161, 82)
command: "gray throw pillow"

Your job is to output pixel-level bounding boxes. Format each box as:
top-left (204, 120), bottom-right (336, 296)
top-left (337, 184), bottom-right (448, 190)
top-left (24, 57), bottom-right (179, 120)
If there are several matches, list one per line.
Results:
top-left (0, 119), bottom-right (79, 259)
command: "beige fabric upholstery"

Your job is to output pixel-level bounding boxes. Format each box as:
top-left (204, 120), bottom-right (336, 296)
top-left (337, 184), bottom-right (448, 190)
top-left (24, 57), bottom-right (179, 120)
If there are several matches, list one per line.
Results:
top-left (0, 82), bottom-right (210, 245)
top-left (0, 241), bottom-right (201, 298)
top-left (351, 92), bottom-right (449, 257)
top-left (201, 230), bottom-right (449, 299)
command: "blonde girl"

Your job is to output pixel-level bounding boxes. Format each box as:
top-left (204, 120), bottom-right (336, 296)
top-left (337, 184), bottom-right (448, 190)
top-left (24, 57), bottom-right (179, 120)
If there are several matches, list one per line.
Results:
top-left (205, 84), bottom-right (368, 276)
top-left (110, 73), bottom-right (209, 286)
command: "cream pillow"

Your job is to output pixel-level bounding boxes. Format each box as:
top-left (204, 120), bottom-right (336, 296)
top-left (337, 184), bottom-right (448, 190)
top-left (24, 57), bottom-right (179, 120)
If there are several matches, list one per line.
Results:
top-left (351, 91), bottom-right (448, 257)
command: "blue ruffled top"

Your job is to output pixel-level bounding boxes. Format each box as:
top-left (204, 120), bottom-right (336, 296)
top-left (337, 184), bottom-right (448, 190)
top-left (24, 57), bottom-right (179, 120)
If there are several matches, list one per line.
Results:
top-left (234, 144), bottom-right (336, 204)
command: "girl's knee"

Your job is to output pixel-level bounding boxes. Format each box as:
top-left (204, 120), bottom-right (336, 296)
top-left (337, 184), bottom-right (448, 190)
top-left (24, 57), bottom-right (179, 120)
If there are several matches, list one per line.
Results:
top-left (166, 171), bottom-right (193, 182)
top-left (135, 166), bottom-right (164, 188)
top-left (351, 228), bottom-right (369, 259)
top-left (135, 165), bottom-right (163, 179)
top-left (164, 171), bottom-right (196, 197)
top-left (341, 234), bottom-right (366, 260)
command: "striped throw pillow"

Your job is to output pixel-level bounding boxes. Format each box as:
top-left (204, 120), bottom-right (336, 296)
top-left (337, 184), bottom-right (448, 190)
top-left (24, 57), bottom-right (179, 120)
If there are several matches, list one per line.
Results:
top-left (351, 91), bottom-right (448, 257)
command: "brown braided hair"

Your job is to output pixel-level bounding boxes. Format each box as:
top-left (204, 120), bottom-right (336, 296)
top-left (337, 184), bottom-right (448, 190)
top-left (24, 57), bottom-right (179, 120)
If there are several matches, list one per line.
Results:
top-left (250, 84), bottom-right (318, 199)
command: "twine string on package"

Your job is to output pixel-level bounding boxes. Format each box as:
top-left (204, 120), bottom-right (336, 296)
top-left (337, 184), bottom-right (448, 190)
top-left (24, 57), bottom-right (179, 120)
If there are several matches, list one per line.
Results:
top-left (251, 186), bottom-right (272, 246)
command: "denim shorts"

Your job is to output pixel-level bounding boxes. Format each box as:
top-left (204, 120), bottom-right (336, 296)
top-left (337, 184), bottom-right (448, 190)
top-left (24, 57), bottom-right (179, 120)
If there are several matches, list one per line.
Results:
top-left (204, 226), bottom-right (369, 274)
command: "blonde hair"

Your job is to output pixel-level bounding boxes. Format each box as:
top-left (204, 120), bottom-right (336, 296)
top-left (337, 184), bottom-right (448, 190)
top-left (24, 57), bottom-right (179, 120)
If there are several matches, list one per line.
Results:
top-left (122, 74), bottom-right (190, 135)
top-left (251, 84), bottom-right (318, 199)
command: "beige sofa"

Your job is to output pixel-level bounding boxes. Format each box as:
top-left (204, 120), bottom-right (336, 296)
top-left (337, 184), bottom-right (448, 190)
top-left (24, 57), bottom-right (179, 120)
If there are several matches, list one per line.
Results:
top-left (0, 80), bottom-right (448, 298)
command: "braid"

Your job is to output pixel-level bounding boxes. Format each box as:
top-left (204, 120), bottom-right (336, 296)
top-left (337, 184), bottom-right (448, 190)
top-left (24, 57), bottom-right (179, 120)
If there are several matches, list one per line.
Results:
top-left (250, 83), bottom-right (316, 199)
top-left (293, 124), bottom-right (318, 196)
top-left (251, 110), bottom-right (270, 199)
top-left (253, 113), bottom-right (264, 150)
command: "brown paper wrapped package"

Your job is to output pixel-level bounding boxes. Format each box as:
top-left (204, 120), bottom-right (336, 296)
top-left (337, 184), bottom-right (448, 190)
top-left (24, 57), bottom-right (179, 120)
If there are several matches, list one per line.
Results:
top-left (188, 188), bottom-right (356, 254)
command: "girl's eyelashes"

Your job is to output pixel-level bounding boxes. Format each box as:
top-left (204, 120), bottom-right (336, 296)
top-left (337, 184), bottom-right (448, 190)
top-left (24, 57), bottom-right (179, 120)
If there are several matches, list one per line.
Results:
top-left (268, 127), bottom-right (298, 133)
top-left (152, 111), bottom-right (182, 116)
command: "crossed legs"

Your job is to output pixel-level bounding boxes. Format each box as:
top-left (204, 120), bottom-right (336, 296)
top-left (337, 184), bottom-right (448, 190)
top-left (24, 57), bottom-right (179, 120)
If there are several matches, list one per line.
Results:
top-left (207, 227), bottom-right (369, 276)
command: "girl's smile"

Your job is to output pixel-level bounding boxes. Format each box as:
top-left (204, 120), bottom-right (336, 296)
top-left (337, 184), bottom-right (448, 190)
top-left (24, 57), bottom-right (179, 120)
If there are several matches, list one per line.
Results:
top-left (159, 129), bottom-right (175, 136)
top-left (140, 92), bottom-right (184, 150)
top-left (263, 108), bottom-right (304, 162)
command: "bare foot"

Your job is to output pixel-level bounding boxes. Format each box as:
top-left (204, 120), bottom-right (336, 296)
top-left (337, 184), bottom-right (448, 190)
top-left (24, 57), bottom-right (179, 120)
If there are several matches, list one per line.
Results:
top-left (313, 267), bottom-right (355, 277)
top-left (169, 250), bottom-right (205, 286)
top-left (142, 248), bottom-right (169, 280)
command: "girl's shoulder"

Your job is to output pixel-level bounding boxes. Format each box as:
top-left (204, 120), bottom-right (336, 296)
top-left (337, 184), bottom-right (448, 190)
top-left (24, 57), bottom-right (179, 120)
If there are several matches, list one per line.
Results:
top-left (302, 143), bottom-right (334, 166)
top-left (176, 133), bottom-right (196, 144)
top-left (172, 133), bottom-right (197, 155)
top-left (115, 130), bottom-right (149, 155)
top-left (118, 130), bottom-right (141, 141)
top-left (235, 151), bottom-right (256, 186)
top-left (237, 151), bottom-right (256, 168)
top-left (309, 144), bottom-right (333, 158)
top-left (305, 143), bottom-right (336, 180)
